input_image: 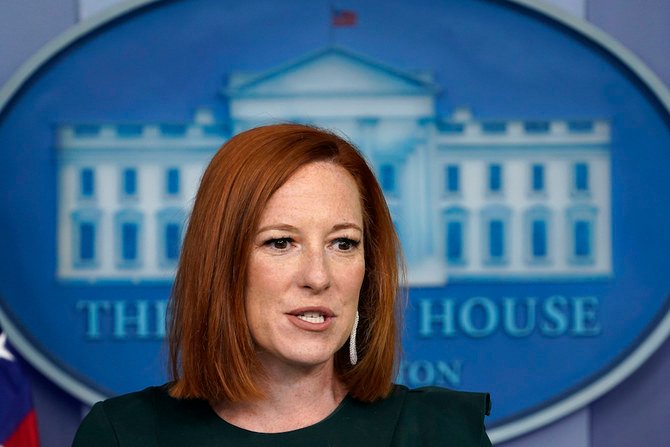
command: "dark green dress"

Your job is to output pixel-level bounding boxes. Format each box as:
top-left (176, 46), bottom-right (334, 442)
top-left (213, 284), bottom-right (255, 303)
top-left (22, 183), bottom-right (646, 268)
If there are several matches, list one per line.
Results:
top-left (72, 384), bottom-right (491, 446)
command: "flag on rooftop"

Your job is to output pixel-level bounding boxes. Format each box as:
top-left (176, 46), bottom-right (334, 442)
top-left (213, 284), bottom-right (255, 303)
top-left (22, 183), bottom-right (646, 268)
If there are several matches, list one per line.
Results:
top-left (332, 8), bottom-right (357, 27)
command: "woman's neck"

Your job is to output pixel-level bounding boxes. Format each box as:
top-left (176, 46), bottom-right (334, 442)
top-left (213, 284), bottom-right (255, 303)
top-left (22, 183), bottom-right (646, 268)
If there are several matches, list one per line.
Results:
top-left (212, 357), bottom-right (347, 433)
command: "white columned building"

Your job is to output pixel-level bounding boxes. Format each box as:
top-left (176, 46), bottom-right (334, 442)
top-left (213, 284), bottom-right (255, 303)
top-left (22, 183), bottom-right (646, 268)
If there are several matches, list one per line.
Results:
top-left (57, 47), bottom-right (611, 285)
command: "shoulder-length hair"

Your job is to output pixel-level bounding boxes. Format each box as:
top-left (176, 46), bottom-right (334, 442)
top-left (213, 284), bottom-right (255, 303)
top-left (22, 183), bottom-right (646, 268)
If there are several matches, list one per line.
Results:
top-left (168, 123), bottom-right (403, 403)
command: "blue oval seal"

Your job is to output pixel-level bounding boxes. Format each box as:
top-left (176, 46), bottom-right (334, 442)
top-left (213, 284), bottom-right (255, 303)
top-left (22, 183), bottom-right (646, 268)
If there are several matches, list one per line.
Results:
top-left (1, 0), bottom-right (669, 442)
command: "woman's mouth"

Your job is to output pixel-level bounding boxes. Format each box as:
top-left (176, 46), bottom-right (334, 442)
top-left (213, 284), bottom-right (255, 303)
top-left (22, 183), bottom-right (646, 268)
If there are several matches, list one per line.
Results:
top-left (287, 308), bottom-right (335, 330)
top-left (297, 311), bottom-right (326, 324)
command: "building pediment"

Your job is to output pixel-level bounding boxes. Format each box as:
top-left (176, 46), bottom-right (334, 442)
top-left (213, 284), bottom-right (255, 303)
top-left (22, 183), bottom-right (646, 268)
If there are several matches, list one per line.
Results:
top-left (225, 46), bottom-right (440, 98)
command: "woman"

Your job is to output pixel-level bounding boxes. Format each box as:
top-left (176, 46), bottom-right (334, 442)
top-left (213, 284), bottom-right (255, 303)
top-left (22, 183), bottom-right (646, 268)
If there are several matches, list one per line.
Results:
top-left (73, 124), bottom-right (491, 446)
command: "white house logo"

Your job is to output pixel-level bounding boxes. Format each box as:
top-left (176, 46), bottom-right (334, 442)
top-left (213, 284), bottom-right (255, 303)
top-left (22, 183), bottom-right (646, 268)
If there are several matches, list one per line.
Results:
top-left (1, 1), bottom-right (669, 443)
top-left (57, 47), bottom-right (612, 285)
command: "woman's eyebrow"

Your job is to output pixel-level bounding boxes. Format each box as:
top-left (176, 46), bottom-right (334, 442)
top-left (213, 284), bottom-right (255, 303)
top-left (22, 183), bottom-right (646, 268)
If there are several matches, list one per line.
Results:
top-left (256, 223), bottom-right (298, 233)
top-left (256, 222), bottom-right (362, 233)
top-left (332, 223), bottom-right (363, 233)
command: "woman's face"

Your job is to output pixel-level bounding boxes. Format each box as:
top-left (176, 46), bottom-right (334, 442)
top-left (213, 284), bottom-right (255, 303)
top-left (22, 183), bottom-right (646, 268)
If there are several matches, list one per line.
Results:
top-left (245, 161), bottom-right (365, 372)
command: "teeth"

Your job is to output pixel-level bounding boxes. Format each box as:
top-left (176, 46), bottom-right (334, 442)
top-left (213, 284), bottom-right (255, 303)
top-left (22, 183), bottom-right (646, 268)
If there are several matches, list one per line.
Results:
top-left (297, 312), bottom-right (325, 324)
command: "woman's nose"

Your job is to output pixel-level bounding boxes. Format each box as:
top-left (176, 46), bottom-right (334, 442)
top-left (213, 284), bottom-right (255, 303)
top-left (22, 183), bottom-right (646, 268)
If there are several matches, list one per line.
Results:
top-left (299, 248), bottom-right (332, 293)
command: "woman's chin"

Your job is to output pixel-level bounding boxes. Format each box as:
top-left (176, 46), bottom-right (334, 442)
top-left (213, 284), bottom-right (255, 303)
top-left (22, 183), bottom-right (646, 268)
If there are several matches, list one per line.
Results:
top-left (257, 348), bottom-right (339, 372)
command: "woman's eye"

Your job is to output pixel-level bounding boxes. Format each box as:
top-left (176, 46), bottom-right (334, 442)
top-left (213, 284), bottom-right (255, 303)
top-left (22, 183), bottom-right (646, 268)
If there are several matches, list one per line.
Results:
top-left (266, 238), bottom-right (292, 250)
top-left (334, 238), bottom-right (360, 251)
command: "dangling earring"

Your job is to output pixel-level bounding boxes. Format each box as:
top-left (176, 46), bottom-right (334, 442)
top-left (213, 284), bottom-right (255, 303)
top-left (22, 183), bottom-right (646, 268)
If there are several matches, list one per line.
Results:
top-left (349, 311), bottom-right (359, 365)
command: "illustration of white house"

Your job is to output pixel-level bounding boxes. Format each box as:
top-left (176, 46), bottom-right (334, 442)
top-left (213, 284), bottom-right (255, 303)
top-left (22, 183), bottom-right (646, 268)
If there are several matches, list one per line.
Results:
top-left (56, 46), bottom-right (611, 285)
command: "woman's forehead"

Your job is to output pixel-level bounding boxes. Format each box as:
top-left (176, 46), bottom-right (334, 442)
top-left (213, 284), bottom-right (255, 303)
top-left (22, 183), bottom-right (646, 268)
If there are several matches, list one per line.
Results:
top-left (259, 162), bottom-right (363, 227)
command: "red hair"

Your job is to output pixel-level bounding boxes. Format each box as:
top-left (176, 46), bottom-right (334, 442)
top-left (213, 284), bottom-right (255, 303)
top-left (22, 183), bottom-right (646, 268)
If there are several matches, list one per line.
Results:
top-left (168, 124), bottom-right (403, 402)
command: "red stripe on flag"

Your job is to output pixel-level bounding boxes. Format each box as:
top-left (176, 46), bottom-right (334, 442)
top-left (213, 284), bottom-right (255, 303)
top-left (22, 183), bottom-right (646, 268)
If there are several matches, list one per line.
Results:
top-left (4, 410), bottom-right (40, 447)
top-left (332, 9), bottom-right (357, 27)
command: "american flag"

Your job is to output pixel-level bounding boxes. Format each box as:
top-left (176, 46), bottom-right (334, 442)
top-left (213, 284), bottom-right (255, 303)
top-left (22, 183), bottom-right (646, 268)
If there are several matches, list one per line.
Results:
top-left (0, 330), bottom-right (39, 447)
top-left (331, 9), bottom-right (357, 27)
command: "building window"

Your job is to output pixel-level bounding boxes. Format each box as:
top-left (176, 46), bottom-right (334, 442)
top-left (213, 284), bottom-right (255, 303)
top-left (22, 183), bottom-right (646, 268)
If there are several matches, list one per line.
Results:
top-left (481, 206), bottom-right (511, 265)
top-left (481, 121), bottom-right (506, 134)
top-left (524, 206), bottom-right (551, 264)
top-left (79, 222), bottom-right (96, 264)
top-left (573, 162), bottom-right (589, 194)
top-left (115, 209), bottom-right (143, 269)
top-left (444, 207), bottom-right (468, 265)
top-left (447, 221), bottom-right (463, 260)
top-left (574, 220), bottom-right (591, 257)
top-left (165, 223), bottom-right (181, 262)
top-left (488, 164), bottom-right (503, 193)
top-left (532, 220), bottom-right (547, 257)
top-left (567, 205), bottom-right (597, 265)
top-left (121, 223), bottom-right (138, 261)
top-left (80, 168), bottom-right (95, 198)
top-left (157, 207), bottom-right (185, 268)
top-left (166, 168), bottom-right (180, 196)
top-left (489, 220), bottom-right (504, 258)
top-left (122, 168), bottom-right (137, 197)
top-left (71, 208), bottom-right (101, 268)
top-left (568, 121), bottom-right (593, 133)
top-left (445, 165), bottom-right (460, 194)
top-left (531, 164), bottom-right (545, 193)
top-left (80, 223), bottom-right (96, 262)
top-left (380, 164), bottom-right (396, 193)
top-left (524, 121), bottom-right (550, 133)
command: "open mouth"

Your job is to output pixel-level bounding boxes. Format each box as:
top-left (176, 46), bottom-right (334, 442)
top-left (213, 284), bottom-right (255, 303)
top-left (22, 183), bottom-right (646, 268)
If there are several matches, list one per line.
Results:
top-left (288, 308), bottom-right (334, 326)
top-left (296, 311), bottom-right (326, 324)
